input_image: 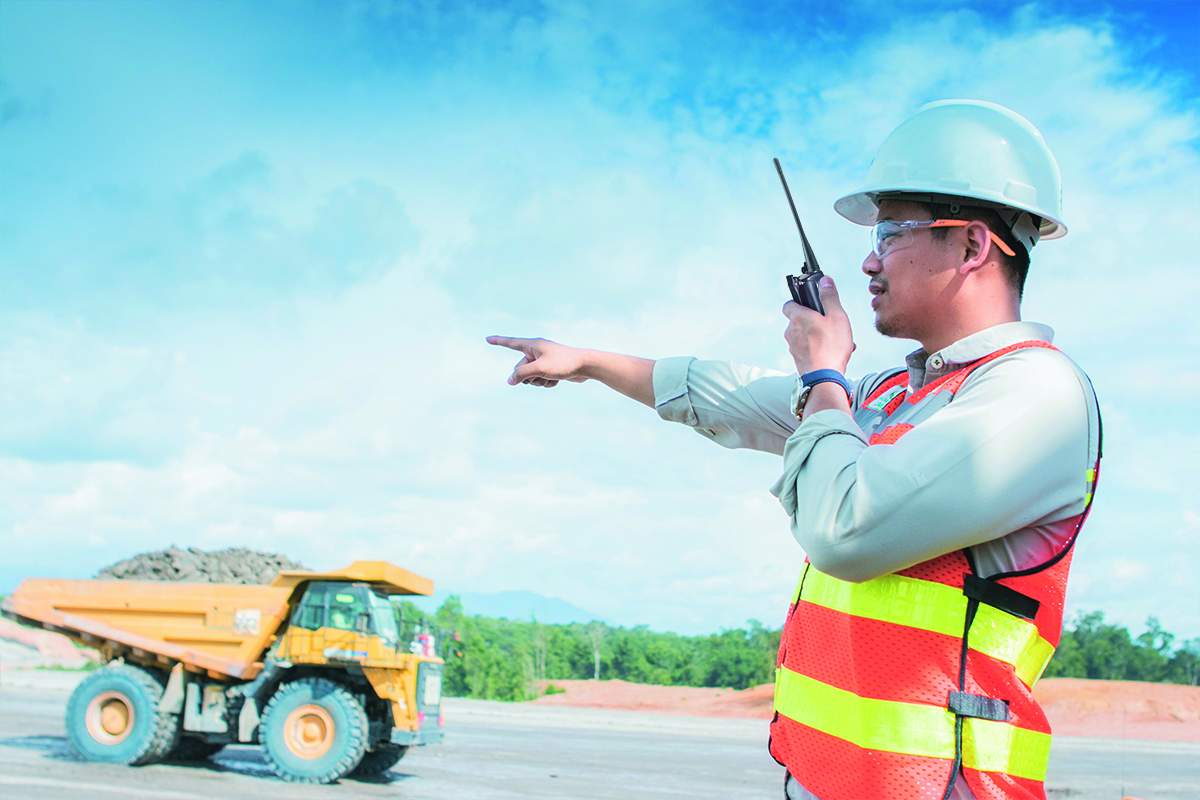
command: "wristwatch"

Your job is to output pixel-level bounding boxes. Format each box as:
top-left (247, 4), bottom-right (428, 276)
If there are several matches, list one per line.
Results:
top-left (791, 369), bottom-right (853, 421)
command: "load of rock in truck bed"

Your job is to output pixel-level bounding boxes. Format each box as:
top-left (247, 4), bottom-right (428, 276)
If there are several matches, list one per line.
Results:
top-left (96, 546), bottom-right (306, 585)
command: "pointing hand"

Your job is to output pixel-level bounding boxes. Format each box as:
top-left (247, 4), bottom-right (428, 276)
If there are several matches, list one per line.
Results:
top-left (486, 336), bottom-right (589, 387)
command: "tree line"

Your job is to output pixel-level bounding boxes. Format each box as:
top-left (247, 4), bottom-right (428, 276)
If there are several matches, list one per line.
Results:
top-left (1044, 612), bottom-right (1200, 684)
top-left (399, 597), bottom-right (1200, 702)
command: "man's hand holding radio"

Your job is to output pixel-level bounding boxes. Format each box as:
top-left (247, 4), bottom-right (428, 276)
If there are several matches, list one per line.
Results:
top-left (783, 276), bottom-right (856, 419)
top-left (783, 276), bottom-right (855, 375)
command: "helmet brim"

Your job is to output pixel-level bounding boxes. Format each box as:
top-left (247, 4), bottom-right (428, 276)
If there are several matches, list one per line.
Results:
top-left (834, 186), bottom-right (1067, 240)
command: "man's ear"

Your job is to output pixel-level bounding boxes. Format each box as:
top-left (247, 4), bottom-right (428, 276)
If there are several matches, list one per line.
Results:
top-left (958, 220), bottom-right (993, 276)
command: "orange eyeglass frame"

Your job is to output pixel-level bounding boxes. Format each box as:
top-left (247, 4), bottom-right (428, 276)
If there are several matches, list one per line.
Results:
top-left (928, 219), bottom-right (1017, 257)
top-left (873, 219), bottom-right (1017, 259)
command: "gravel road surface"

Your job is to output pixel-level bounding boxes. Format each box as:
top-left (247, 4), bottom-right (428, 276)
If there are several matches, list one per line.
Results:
top-left (1, 671), bottom-right (1197, 799)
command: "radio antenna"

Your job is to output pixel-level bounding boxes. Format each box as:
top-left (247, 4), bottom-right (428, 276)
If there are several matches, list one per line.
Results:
top-left (774, 158), bottom-right (820, 275)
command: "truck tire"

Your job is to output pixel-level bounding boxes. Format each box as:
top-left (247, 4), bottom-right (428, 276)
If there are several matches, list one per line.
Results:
top-left (349, 743), bottom-right (408, 776)
top-left (64, 664), bottom-right (179, 766)
top-left (166, 737), bottom-right (225, 761)
top-left (260, 678), bottom-right (368, 784)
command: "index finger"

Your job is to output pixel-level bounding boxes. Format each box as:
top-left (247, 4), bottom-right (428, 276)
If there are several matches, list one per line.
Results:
top-left (781, 300), bottom-right (807, 319)
top-left (486, 335), bottom-right (532, 352)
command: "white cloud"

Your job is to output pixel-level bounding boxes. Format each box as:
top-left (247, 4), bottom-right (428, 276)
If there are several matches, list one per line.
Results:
top-left (1109, 556), bottom-right (1148, 583)
top-left (1, 1), bottom-right (1198, 638)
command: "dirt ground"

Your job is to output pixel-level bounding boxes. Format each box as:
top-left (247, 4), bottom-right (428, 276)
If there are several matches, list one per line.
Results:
top-left (534, 678), bottom-right (1200, 742)
top-left (8, 673), bottom-right (1195, 800)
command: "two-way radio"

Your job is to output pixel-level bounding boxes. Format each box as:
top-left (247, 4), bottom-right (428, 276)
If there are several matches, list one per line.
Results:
top-left (774, 158), bottom-right (825, 315)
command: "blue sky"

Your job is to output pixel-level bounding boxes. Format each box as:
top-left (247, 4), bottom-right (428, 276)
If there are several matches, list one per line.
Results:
top-left (1, 0), bottom-right (1197, 638)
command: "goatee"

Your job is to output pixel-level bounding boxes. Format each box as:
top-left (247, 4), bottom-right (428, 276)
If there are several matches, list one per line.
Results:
top-left (875, 317), bottom-right (903, 338)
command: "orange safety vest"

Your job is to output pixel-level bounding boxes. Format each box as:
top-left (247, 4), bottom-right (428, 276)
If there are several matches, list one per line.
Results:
top-left (769, 342), bottom-right (1101, 800)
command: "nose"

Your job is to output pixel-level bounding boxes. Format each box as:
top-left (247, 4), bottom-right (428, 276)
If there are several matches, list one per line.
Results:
top-left (862, 251), bottom-right (881, 276)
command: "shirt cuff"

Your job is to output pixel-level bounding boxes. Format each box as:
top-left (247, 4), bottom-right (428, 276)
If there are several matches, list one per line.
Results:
top-left (652, 356), bottom-right (699, 426)
top-left (770, 409), bottom-right (868, 512)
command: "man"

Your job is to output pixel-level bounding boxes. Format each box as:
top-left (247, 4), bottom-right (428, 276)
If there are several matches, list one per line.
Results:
top-left (488, 100), bottom-right (1100, 800)
top-left (328, 592), bottom-right (364, 631)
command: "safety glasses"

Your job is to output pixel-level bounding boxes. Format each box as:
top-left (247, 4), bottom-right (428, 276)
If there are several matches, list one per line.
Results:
top-left (872, 219), bottom-right (1016, 260)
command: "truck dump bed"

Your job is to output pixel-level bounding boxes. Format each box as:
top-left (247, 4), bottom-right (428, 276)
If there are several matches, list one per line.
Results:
top-left (2, 560), bottom-right (435, 680)
top-left (4, 579), bottom-right (293, 678)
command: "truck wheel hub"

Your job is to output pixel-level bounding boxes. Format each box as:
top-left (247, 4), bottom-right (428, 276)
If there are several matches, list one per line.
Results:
top-left (86, 691), bottom-right (134, 744)
top-left (284, 704), bottom-right (334, 758)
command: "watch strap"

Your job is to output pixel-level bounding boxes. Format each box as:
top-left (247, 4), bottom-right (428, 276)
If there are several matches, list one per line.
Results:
top-left (800, 369), bottom-right (852, 402)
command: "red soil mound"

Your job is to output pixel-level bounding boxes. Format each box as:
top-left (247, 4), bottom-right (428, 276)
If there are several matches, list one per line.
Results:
top-left (0, 619), bottom-right (97, 670)
top-left (534, 679), bottom-right (775, 718)
top-left (1033, 678), bottom-right (1200, 741)
top-left (533, 678), bottom-right (1200, 741)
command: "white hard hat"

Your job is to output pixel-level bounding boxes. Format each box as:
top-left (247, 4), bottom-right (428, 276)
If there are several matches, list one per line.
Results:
top-left (834, 100), bottom-right (1066, 251)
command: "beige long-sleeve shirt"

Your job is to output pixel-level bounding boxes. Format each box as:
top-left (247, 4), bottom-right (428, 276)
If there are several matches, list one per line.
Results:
top-left (652, 322), bottom-right (1100, 580)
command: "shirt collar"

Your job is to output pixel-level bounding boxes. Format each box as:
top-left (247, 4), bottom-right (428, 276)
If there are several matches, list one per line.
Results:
top-left (904, 322), bottom-right (1055, 390)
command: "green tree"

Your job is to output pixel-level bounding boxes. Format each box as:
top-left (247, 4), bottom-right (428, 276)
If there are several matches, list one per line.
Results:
top-left (1044, 612), bottom-right (1195, 684)
top-left (700, 626), bottom-right (776, 690)
top-left (432, 602), bottom-right (1199, 702)
top-left (1043, 628), bottom-right (1085, 678)
top-left (436, 594), bottom-right (464, 630)
top-left (1167, 638), bottom-right (1200, 686)
top-left (586, 621), bottom-right (608, 680)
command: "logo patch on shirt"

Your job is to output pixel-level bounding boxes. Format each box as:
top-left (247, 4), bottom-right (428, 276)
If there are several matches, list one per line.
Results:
top-left (864, 385), bottom-right (907, 412)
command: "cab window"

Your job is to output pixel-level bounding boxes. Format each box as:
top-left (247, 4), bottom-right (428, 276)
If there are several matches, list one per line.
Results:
top-left (328, 589), bottom-right (366, 632)
top-left (367, 589), bottom-right (400, 647)
top-left (293, 582), bottom-right (332, 631)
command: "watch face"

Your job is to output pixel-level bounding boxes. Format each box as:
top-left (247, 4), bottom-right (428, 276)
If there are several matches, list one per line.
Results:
top-left (790, 376), bottom-right (807, 419)
top-left (793, 387), bottom-right (812, 419)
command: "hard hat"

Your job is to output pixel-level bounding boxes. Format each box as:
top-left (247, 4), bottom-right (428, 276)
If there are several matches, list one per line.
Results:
top-left (834, 100), bottom-right (1066, 251)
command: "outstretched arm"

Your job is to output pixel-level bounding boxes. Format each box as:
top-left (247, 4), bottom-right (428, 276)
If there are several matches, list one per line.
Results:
top-left (486, 336), bottom-right (656, 407)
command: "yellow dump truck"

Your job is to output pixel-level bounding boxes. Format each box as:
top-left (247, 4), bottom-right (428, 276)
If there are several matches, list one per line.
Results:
top-left (0, 560), bottom-right (444, 784)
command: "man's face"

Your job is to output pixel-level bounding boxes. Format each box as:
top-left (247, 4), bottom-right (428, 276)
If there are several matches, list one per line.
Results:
top-left (861, 199), bottom-right (959, 343)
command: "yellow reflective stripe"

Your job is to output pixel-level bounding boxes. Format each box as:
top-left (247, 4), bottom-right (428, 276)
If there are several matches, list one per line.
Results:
top-left (800, 570), bottom-right (1054, 687)
top-left (1087, 468), bottom-right (1096, 483)
top-left (964, 718), bottom-right (1052, 781)
top-left (801, 569), bottom-right (967, 637)
top-left (968, 605), bottom-right (1056, 687)
top-left (774, 667), bottom-right (955, 759)
top-left (774, 667), bottom-right (1052, 780)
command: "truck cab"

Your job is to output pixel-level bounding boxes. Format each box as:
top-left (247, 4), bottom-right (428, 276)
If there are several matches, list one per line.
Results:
top-left (284, 581), bottom-right (403, 662)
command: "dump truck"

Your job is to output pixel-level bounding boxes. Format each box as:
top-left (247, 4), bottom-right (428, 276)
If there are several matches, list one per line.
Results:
top-left (0, 560), bottom-right (444, 784)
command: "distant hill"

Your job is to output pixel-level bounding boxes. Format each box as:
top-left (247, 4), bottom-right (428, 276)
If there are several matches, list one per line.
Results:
top-left (405, 589), bottom-right (610, 627)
